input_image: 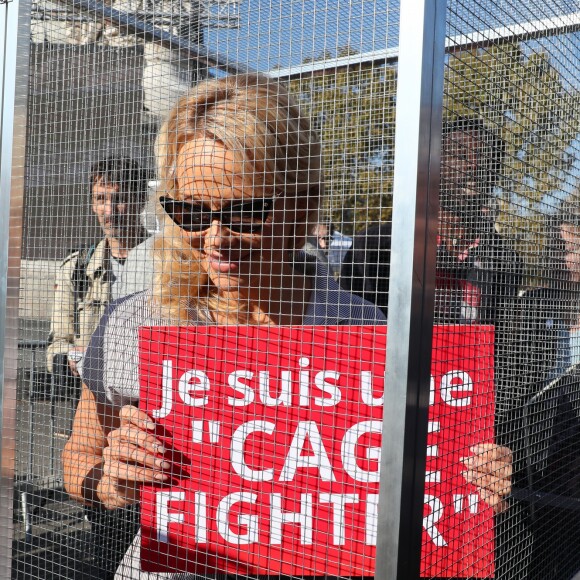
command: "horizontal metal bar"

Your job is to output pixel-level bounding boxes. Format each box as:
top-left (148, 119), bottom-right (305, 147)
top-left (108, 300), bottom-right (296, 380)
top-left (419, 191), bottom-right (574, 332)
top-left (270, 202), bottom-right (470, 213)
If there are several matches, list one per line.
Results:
top-left (31, 6), bottom-right (239, 25)
top-left (449, 10), bottom-right (580, 51)
top-left (31, 12), bottom-right (85, 20)
top-left (269, 47), bottom-right (399, 79)
top-left (32, 7), bottom-right (226, 17)
top-left (17, 340), bottom-right (49, 350)
top-left (269, 10), bottom-right (580, 79)
top-left (511, 488), bottom-right (580, 511)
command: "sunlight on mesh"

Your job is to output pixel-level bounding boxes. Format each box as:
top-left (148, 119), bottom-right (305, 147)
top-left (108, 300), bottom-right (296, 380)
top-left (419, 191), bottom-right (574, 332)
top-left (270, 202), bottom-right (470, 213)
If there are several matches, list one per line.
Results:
top-left (2, 0), bottom-right (579, 579)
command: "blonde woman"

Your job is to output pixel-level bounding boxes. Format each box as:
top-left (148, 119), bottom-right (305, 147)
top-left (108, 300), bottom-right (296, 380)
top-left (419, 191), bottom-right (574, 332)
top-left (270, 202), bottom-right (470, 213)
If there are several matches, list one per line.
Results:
top-left (62, 74), bottom-right (385, 579)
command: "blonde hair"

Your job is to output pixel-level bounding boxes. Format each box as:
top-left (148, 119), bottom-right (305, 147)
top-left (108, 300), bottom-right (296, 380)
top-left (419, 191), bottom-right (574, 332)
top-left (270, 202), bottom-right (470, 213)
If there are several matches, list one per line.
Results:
top-left (152, 73), bottom-right (323, 322)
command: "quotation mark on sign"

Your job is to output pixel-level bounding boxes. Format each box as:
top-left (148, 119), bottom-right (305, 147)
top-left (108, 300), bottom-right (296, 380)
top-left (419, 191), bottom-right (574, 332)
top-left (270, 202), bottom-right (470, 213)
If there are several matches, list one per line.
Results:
top-left (452, 494), bottom-right (479, 514)
top-left (192, 420), bottom-right (221, 443)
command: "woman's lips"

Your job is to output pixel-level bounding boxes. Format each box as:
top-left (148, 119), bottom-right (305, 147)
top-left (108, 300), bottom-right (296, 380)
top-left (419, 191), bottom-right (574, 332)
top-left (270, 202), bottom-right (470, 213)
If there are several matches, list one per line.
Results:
top-left (204, 251), bottom-right (249, 273)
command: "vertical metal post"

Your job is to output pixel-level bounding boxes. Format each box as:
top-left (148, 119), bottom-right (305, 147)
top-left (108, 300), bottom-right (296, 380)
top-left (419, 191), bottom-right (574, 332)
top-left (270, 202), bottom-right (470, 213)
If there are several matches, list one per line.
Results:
top-left (0, 0), bottom-right (31, 575)
top-left (375, 1), bottom-right (446, 579)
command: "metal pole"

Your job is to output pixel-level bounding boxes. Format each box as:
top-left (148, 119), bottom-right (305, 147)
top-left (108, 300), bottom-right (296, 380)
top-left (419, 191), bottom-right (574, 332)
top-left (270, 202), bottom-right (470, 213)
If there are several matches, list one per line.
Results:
top-left (375, 1), bottom-right (446, 579)
top-left (0, 0), bottom-right (31, 574)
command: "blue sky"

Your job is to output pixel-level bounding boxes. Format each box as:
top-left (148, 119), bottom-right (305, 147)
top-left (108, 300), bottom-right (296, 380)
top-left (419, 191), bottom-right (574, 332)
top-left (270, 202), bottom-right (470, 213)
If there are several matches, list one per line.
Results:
top-left (204, 0), bottom-right (580, 72)
top-left (206, 0), bottom-right (396, 72)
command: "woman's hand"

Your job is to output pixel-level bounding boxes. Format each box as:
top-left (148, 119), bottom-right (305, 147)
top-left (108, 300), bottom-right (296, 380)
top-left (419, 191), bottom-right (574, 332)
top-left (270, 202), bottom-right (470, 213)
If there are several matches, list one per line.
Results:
top-left (461, 443), bottom-right (513, 514)
top-left (99, 405), bottom-right (171, 509)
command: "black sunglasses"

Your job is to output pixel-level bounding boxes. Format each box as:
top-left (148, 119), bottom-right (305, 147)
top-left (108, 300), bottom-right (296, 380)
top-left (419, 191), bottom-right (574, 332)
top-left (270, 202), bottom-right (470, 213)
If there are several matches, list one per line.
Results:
top-left (159, 195), bottom-right (277, 233)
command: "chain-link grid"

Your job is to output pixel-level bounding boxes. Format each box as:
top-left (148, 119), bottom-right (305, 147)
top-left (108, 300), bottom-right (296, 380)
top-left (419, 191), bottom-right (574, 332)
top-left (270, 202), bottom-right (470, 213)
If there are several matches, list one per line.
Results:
top-left (420, 2), bottom-right (580, 579)
top-left (3, 0), bottom-right (580, 579)
top-left (10, 1), bottom-right (394, 579)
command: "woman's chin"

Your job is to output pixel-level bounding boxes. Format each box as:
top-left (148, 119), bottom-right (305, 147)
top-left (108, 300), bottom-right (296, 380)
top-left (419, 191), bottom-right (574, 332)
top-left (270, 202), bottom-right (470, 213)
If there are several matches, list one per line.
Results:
top-left (202, 252), bottom-right (277, 291)
top-left (211, 272), bottom-right (239, 285)
top-left (207, 268), bottom-right (248, 292)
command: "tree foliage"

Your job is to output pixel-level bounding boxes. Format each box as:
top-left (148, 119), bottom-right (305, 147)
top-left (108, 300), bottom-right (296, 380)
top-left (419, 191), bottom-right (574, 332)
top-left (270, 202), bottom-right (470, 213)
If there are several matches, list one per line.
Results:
top-left (289, 43), bottom-right (580, 277)
top-left (288, 53), bottom-right (397, 233)
top-left (445, 43), bottom-right (580, 279)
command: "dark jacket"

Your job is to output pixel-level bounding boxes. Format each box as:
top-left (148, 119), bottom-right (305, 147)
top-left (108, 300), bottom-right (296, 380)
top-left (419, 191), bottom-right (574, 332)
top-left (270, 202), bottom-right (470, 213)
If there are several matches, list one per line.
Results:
top-left (496, 287), bottom-right (580, 580)
top-left (339, 223), bottom-right (391, 317)
top-left (434, 229), bottom-right (522, 325)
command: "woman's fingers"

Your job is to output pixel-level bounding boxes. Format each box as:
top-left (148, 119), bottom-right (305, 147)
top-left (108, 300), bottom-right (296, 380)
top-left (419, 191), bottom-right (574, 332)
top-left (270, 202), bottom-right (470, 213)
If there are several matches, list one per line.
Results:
top-left (462, 469), bottom-right (511, 495)
top-left (119, 405), bottom-right (157, 431)
top-left (105, 439), bottom-right (171, 471)
top-left (461, 443), bottom-right (513, 514)
top-left (462, 469), bottom-right (510, 514)
top-left (107, 425), bottom-right (166, 456)
top-left (470, 443), bottom-right (512, 462)
top-left (462, 444), bottom-right (512, 476)
top-left (96, 408), bottom-right (169, 508)
top-left (461, 456), bottom-right (512, 479)
top-left (105, 460), bottom-right (169, 483)
top-left (103, 444), bottom-right (170, 483)
top-left (477, 487), bottom-right (508, 513)
top-left (103, 409), bottom-right (170, 487)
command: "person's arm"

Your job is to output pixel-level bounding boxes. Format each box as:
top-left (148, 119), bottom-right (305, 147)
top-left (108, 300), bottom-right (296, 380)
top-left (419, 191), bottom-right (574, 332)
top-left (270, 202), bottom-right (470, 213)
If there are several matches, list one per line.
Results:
top-left (62, 383), bottom-right (117, 506)
top-left (46, 259), bottom-right (76, 373)
top-left (63, 383), bottom-right (170, 509)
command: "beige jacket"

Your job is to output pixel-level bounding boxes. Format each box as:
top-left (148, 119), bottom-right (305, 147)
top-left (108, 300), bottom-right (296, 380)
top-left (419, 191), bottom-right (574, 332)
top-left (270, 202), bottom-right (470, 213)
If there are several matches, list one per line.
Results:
top-left (46, 239), bottom-right (112, 373)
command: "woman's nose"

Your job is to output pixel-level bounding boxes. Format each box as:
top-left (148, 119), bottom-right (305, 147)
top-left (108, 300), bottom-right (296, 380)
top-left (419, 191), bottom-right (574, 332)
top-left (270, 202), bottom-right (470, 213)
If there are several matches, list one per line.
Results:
top-left (203, 220), bottom-right (234, 249)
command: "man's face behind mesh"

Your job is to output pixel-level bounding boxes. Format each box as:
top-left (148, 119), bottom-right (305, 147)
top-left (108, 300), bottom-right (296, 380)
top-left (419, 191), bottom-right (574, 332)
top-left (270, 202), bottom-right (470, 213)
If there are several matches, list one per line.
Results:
top-left (91, 180), bottom-right (143, 239)
top-left (440, 128), bottom-right (496, 242)
top-left (441, 129), bottom-right (487, 200)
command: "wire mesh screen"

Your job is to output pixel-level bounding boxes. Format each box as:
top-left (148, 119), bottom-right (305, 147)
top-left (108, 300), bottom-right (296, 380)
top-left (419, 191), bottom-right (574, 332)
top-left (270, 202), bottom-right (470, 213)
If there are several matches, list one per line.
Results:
top-left (12, 1), bottom-right (395, 579)
top-left (7, 0), bottom-right (580, 578)
top-left (419, 1), bottom-right (580, 579)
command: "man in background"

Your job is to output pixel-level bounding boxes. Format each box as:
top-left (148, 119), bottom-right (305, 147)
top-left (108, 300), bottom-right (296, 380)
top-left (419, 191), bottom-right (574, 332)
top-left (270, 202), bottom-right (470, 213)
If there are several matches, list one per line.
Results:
top-left (327, 223), bottom-right (353, 278)
top-left (435, 117), bottom-right (522, 325)
top-left (47, 155), bottom-right (151, 579)
top-left (340, 118), bottom-right (521, 323)
top-left (47, 155), bottom-right (151, 382)
top-left (305, 221), bottom-right (353, 278)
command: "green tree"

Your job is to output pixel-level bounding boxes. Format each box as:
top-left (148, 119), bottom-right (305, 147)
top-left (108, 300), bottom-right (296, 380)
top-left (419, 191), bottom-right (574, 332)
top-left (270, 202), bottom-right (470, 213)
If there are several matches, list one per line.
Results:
top-left (288, 52), bottom-right (397, 233)
top-left (290, 42), bottom-right (580, 276)
top-left (444, 43), bottom-right (580, 279)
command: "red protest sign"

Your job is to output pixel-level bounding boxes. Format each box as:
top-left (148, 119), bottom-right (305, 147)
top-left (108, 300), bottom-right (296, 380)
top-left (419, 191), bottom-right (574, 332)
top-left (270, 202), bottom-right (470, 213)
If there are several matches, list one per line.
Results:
top-left (423, 327), bottom-right (495, 578)
top-left (139, 325), bottom-right (495, 578)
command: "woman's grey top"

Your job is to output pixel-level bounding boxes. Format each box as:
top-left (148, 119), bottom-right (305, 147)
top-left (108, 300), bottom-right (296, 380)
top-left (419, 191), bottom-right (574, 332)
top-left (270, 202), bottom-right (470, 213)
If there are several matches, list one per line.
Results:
top-left (81, 267), bottom-right (386, 580)
top-left (83, 266), bottom-right (386, 407)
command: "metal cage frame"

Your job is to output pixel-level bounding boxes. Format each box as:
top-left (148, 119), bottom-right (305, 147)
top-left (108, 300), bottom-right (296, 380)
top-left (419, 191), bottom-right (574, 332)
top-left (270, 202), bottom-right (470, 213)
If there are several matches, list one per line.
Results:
top-left (2, 1), bottom-right (580, 579)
